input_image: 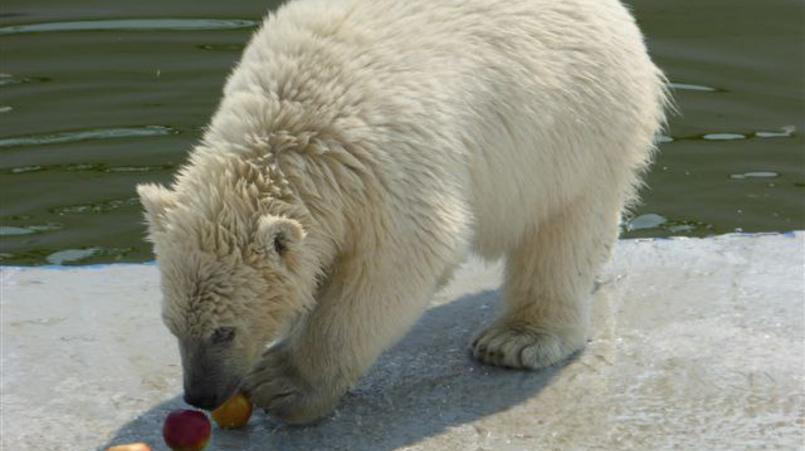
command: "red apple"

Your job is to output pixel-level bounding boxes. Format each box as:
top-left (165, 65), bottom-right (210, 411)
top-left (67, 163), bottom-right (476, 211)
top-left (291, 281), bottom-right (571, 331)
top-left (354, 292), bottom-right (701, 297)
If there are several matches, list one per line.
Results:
top-left (162, 409), bottom-right (211, 451)
top-left (212, 392), bottom-right (253, 429)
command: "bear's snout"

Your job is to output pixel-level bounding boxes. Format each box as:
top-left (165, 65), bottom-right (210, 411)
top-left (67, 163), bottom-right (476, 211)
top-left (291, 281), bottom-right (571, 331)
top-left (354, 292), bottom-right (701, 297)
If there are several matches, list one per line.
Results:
top-left (183, 389), bottom-right (220, 410)
top-left (179, 340), bottom-right (242, 410)
top-left (182, 375), bottom-right (240, 410)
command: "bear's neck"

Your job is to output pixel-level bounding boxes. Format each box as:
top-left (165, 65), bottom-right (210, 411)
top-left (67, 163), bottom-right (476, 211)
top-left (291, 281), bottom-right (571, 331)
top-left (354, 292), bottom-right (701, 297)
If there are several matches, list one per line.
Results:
top-left (179, 134), bottom-right (358, 277)
top-left (184, 85), bottom-right (379, 276)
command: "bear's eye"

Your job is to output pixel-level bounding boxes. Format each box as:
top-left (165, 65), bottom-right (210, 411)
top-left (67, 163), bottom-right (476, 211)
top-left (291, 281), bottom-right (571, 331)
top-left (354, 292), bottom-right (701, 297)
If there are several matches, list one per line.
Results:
top-left (210, 327), bottom-right (236, 344)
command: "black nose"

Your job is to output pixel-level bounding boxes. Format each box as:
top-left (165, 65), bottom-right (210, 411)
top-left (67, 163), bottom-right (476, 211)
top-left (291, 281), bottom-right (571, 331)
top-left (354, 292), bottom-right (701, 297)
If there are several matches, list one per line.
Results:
top-left (183, 391), bottom-right (218, 410)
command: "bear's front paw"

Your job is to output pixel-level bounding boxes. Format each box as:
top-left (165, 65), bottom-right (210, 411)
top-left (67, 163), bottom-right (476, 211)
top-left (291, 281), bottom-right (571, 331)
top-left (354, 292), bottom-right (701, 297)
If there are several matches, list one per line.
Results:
top-left (241, 344), bottom-right (340, 425)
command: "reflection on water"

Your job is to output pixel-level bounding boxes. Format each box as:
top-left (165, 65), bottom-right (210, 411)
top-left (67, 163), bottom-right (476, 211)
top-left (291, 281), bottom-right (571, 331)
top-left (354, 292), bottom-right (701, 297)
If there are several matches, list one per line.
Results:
top-left (0, 18), bottom-right (259, 35)
top-left (197, 43), bottom-right (246, 52)
top-left (0, 126), bottom-right (178, 148)
top-left (45, 248), bottom-right (100, 265)
top-left (0, 72), bottom-right (51, 86)
top-left (730, 171), bottom-right (780, 179)
top-left (0, 0), bottom-right (802, 264)
top-left (50, 197), bottom-right (141, 216)
top-left (627, 213), bottom-right (668, 231)
top-left (0, 226), bottom-right (36, 236)
top-left (661, 126), bottom-right (797, 143)
top-left (755, 125), bottom-right (796, 138)
top-left (624, 213), bottom-right (717, 236)
top-left (5, 163), bottom-right (176, 175)
top-left (8, 166), bottom-right (40, 174)
top-left (669, 82), bottom-right (719, 92)
top-left (0, 223), bottom-right (61, 236)
top-left (702, 133), bottom-right (746, 141)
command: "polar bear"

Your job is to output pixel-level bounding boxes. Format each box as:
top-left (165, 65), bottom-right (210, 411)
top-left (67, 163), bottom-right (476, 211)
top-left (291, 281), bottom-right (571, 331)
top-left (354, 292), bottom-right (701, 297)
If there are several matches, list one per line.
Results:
top-left (137, 0), bottom-right (668, 424)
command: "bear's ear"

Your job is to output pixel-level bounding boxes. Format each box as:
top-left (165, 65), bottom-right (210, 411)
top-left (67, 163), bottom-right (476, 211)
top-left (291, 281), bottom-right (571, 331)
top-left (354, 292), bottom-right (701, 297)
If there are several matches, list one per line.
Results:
top-left (136, 183), bottom-right (176, 235)
top-left (257, 215), bottom-right (305, 258)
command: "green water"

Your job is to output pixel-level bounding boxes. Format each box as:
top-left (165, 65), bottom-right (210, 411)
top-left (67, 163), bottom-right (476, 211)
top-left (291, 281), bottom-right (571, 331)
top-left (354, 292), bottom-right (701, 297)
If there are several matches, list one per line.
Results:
top-left (1, 0), bottom-right (803, 265)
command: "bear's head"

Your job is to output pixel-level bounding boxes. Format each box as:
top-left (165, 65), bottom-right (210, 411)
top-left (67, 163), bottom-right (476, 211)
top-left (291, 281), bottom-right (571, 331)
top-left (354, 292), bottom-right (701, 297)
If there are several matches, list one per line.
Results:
top-left (137, 182), bottom-right (315, 410)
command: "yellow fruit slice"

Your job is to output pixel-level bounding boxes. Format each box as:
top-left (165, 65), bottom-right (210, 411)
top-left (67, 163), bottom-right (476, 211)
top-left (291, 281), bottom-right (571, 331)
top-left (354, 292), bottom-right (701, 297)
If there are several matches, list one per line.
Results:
top-left (212, 392), bottom-right (253, 429)
top-left (107, 443), bottom-right (152, 451)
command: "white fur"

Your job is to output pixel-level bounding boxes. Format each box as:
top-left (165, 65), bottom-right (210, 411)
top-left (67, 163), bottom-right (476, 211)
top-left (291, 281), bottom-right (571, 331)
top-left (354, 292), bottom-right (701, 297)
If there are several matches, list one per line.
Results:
top-left (139, 0), bottom-right (668, 423)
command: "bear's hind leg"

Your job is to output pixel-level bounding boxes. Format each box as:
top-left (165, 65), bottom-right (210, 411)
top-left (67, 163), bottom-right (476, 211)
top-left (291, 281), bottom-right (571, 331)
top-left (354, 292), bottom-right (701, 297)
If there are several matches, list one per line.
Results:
top-left (471, 194), bottom-right (621, 369)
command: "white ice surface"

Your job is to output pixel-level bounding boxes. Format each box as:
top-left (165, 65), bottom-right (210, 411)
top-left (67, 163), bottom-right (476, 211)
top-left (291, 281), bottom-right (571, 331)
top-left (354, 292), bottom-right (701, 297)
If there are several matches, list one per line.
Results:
top-left (1, 233), bottom-right (803, 450)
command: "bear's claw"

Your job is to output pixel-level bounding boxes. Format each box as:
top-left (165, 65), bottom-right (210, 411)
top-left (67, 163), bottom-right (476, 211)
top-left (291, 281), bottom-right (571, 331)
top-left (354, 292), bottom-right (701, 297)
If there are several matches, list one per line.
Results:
top-left (241, 344), bottom-right (337, 425)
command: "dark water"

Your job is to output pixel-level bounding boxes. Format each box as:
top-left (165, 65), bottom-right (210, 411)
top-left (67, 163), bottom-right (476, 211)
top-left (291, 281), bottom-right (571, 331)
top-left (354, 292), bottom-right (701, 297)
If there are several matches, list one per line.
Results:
top-left (1, 0), bottom-right (803, 265)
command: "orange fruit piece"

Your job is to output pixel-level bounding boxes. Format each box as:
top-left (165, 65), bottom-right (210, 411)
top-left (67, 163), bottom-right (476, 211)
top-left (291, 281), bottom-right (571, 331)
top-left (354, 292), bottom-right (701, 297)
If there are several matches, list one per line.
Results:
top-left (107, 443), bottom-right (152, 451)
top-left (212, 392), bottom-right (253, 429)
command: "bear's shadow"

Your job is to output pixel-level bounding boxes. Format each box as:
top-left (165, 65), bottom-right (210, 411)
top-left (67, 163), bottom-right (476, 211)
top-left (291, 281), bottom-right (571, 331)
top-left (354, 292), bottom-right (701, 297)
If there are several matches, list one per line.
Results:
top-left (102, 290), bottom-right (568, 450)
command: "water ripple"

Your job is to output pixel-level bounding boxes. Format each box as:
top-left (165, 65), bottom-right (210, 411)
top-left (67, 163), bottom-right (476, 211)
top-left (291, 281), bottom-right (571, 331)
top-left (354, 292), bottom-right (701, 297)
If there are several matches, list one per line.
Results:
top-left (5, 163), bottom-right (176, 174)
top-left (669, 82), bottom-right (720, 92)
top-left (197, 43), bottom-right (246, 52)
top-left (755, 125), bottom-right (795, 138)
top-left (0, 73), bottom-right (52, 86)
top-left (50, 197), bottom-right (140, 215)
top-left (0, 226), bottom-right (36, 236)
top-left (0, 18), bottom-right (259, 35)
top-left (45, 248), bottom-right (100, 265)
top-left (663, 126), bottom-right (796, 143)
top-left (730, 171), bottom-right (780, 180)
top-left (626, 213), bottom-right (668, 231)
top-left (10, 165), bottom-right (43, 174)
top-left (0, 223), bottom-right (62, 236)
top-left (0, 125), bottom-right (177, 148)
top-left (702, 133), bottom-right (746, 141)
top-left (624, 214), bottom-right (714, 235)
